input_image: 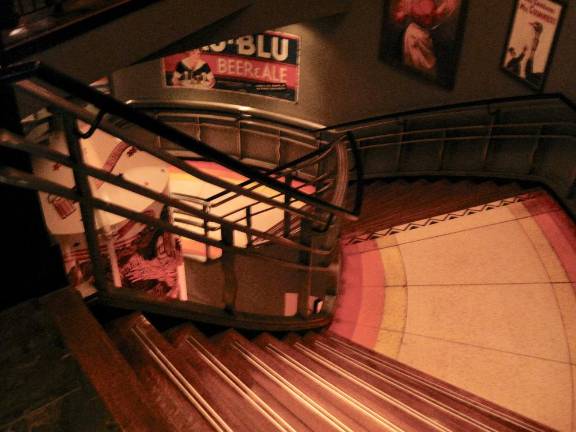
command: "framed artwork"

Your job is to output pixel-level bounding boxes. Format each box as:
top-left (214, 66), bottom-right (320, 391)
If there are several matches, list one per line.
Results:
top-left (501, 0), bottom-right (566, 91)
top-left (380, 0), bottom-right (468, 89)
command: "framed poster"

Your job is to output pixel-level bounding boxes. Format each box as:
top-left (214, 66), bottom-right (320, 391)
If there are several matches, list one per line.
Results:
top-left (380, 0), bottom-right (468, 89)
top-left (501, 0), bottom-right (565, 91)
top-left (163, 31), bottom-right (300, 102)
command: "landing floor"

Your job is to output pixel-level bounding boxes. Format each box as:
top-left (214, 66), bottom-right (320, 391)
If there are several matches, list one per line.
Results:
top-left (332, 191), bottom-right (576, 431)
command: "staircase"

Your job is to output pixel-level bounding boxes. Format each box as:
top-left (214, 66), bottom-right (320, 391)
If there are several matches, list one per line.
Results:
top-left (341, 177), bottom-right (539, 243)
top-left (1, 287), bottom-right (554, 431)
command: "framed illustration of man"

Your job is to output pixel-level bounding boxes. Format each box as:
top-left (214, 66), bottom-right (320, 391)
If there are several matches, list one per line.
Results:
top-left (380, 0), bottom-right (468, 89)
top-left (501, 0), bottom-right (566, 91)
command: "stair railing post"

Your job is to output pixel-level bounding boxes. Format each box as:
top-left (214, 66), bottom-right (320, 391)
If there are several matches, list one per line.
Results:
top-left (61, 113), bottom-right (110, 291)
top-left (220, 225), bottom-right (237, 314)
top-left (245, 206), bottom-right (253, 247)
top-left (297, 218), bottom-right (313, 318)
top-left (283, 173), bottom-right (293, 238)
top-left (528, 125), bottom-right (543, 175)
top-left (482, 107), bottom-right (499, 170)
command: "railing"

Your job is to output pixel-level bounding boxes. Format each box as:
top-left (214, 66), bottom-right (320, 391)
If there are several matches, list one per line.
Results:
top-left (1, 0), bottom-right (159, 63)
top-left (319, 93), bottom-right (576, 220)
top-left (0, 61), bottom-right (360, 329)
top-left (11, 0), bottom-right (56, 17)
top-left (118, 100), bottom-right (351, 261)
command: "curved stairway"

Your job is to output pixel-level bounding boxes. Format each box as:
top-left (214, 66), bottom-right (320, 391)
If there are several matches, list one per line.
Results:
top-left (341, 177), bottom-right (539, 244)
top-left (0, 287), bottom-right (555, 431)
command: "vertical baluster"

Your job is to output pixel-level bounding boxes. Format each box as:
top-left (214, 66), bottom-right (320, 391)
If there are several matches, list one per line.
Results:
top-left (62, 114), bottom-right (110, 291)
top-left (236, 119), bottom-right (242, 160)
top-left (482, 107), bottom-right (498, 170)
top-left (276, 129), bottom-right (282, 167)
top-left (528, 125), bottom-right (543, 175)
top-left (221, 225), bottom-right (237, 314)
top-left (194, 115), bottom-right (201, 141)
top-left (283, 173), bottom-right (292, 238)
top-left (202, 203), bottom-right (210, 261)
top-left (245, 206), bottom-right (253, 247)
top-left (297, 218), bottom-right (312, 319)
top-left (395, 119), bottom-right (405, 172)
top-left (437, 128), bottom-right (446, 171)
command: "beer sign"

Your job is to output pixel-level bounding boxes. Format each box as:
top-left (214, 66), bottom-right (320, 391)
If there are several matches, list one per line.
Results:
top-left (163, 31), bottom-right (301, 102)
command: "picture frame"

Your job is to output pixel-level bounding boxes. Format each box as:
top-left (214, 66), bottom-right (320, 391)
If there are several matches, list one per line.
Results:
top-left (380, 0), bottom-right (468, 89)
top-left (501, 0), bottom-right (566, 91)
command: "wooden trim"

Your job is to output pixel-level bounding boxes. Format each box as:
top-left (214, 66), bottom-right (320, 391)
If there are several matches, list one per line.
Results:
top-left (41, 288), bottom-right (173, 432)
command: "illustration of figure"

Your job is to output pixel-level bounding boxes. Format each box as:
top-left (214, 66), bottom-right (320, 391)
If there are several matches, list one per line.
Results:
top-left (392, 0), bottom-right (460, 78)
top-left (116, 206), bottom-right (182, 298)
top-left (525, 21), bottom-right (544, 87)
top-left (505, 46), bottom-right (527, 76)
top-left (171, 49), bottom-right (216, 88)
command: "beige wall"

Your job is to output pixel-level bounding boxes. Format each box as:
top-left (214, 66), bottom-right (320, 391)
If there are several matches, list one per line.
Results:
top-left (112, 0), bottom-right (576, 125)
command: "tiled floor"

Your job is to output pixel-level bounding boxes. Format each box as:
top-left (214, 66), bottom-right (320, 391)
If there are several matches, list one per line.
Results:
top-left (332, 192), bottom-right (576, 431)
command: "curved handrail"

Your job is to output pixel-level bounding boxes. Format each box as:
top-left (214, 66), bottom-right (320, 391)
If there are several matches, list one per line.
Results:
top-left (321, 95), bottom-right (576, 223)
top-left (3, 61), bottom-right (358, 221)
top-left (128, 100), bottom-right (325, 132)
top-left (93, 289), bottom-right (335, 332)
top-left (0, 130), bottom-right (334, 258)
top-left (346, 132), bottom-right (364, 216)
top-left (206, 142), bottom-right (335, 206)
top-left (318, 93), bottom-right (576, 134)
top-left (13, 79), bottom-right (331, 226)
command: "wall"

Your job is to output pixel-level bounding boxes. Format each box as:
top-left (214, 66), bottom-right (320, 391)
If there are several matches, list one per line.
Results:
top-left (112, 0), bottom-right (576, 126)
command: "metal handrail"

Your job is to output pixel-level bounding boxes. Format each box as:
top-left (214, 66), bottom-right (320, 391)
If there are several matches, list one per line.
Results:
top-left (207, 142), bottom-right (335, 205)
top-left (0, 130), bottom-right (332, 257)
top-left (319, 94), bottom-right (576, 223)
top-left (130, 100), bottom-right (325, 131)
top-left (13, 79), bottom-right (328, 226)
top-left (0, 165), bottom-right (342, 271)
top-left (355, 134), bottom-right (575, 151)
top-left (318, 93), bottom-right (576, 134)
top-left (335, 122), bottom-right (576, 145)
top-left (2, 61), bottom-right (358, 221)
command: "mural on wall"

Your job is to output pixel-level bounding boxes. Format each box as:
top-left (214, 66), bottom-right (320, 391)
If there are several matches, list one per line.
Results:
top-left (380, 0), bottom-right (468, 89)
top-left (34, 125), bottom-right (184, 299)
top-left (501, 0), bottom-right (565, 91)
top-left (162, 31), bottom-right (301, 101)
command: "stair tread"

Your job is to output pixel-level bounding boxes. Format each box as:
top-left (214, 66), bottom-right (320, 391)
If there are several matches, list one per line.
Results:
top-left (211, 329), bottom-right (374, 431)
top-left (316, 332), bottom-right (555, 432)
top-left (166, 324), bottom-right (297, 432)
top-left (108, 314), bottom-right (230, 431)
top-left (256, 333), bottom-right (472, 432)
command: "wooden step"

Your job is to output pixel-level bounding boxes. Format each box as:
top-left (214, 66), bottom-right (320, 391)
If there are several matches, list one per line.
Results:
top-left (107, 313), bottom-right (231, 431)
top-left (313, 332), bottom-right (555, 432)
top-left (343, 178), bottom-right (537, 236)
top-left (166, 324), bottom-right (297, 431)
top-left (258, 333), bottom-right (468, 432)
top-left (211, 329), bottom-right (370, 431)
top-left (290, 332), bottom-right (505, 432)
top-left (41, 288), bottom-right (173, 432)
